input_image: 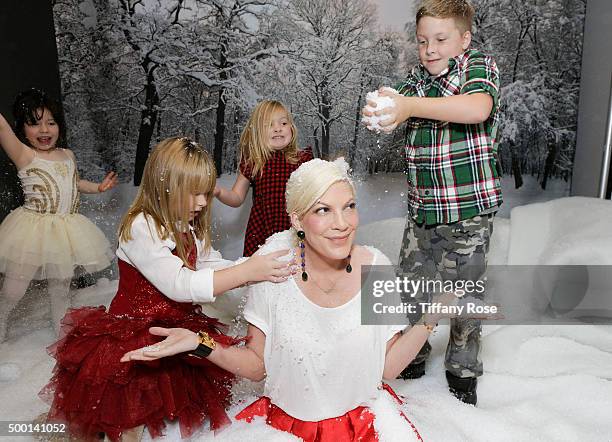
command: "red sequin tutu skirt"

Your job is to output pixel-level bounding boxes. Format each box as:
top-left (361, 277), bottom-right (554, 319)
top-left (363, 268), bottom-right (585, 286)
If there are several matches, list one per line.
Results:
top-left (39, 307), bottom-right (240, 441)
top-left (235, 384), bottom-right (423, 442)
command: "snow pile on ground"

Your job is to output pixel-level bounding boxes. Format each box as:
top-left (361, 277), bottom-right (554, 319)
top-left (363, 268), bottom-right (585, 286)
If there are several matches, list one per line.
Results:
top-left (507, 196), bottom-right (612, 265)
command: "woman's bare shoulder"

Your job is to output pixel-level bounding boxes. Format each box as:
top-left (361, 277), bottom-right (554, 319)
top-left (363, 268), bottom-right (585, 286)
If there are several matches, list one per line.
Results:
top-left (353, 244), bottom-right (390, 266)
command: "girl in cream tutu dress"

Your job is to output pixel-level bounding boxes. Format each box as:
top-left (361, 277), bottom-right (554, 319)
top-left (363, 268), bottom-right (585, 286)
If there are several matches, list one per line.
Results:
top-left (0, 89), bottom-right (117, 340)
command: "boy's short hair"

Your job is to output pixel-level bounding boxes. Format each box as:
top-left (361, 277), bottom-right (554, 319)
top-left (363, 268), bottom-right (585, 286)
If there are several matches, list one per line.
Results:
top-left (416, 0), bottom-right (475, 34)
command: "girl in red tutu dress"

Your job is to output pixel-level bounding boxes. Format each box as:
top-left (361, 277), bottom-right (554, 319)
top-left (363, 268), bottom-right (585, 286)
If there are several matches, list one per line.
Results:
top-left (40, 137), bottom-right (294, 441)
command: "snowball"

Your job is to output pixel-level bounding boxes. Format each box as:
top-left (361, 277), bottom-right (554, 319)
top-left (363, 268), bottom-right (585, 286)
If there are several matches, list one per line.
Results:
top-left (362, 87), bottom-right (399, 133)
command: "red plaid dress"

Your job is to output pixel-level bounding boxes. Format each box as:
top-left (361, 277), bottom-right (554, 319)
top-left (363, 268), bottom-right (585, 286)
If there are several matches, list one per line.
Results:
top-left (240, 148), bottom-right (313, 256)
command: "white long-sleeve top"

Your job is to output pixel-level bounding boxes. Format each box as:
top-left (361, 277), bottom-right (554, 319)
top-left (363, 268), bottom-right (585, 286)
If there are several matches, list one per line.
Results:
top-left (115, 213), bottom-right (234, 304)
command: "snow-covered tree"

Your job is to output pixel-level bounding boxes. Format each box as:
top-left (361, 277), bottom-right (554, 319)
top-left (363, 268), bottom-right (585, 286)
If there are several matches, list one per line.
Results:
top-left (472, 0), bottom-right (585, 188)
top-left (270, 0), bottom-right (379, 159)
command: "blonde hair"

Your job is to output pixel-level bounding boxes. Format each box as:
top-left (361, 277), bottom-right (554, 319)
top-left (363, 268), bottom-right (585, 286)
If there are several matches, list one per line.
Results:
top-left (238, 100), bottom-right (300, 177)
top-left (416, 0), bottom-right (475, 33)
top-left (118, 137), bottom-right (216, 269)
top-left (285, 158), bottom-right (355, 219)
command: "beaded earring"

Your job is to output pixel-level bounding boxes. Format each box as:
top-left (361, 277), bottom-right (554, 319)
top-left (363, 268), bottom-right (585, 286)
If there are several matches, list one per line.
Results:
top-left (297, 230), bottom-right (307, 281)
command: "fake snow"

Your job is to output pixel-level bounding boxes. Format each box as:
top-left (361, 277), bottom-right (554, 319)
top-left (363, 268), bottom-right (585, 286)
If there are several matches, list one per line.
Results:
top-left (362, 87), bottom-right (399, 133)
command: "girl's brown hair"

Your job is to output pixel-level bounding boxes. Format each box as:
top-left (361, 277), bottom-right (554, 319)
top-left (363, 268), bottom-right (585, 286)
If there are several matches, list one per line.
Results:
top-left (118, 137), bottom-right (216, 269)
top-left (238, 100), bottom-right (300, 177)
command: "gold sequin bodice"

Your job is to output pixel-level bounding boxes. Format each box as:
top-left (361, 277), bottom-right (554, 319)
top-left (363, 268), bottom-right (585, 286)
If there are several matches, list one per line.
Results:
top-left (18, 152), bottom-right (80, 215)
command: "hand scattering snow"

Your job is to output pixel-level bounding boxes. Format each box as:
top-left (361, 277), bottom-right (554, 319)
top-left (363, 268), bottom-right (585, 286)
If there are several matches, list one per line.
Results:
top-left (362, 87), bottom-right (399, 133)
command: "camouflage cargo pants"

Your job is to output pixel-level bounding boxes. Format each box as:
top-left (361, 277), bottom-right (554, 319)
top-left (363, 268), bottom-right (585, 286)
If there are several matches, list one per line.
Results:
top-left (398, 214), bottom-right (494, 378)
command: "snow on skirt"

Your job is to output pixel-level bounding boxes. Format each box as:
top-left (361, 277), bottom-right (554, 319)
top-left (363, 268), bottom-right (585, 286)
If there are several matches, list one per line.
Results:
top-left (39, 307), bottom-right (241, 441)
top-left (235, 384), bottom-right (423, 442)
top-left (0, 207), bottom-right (113, 280)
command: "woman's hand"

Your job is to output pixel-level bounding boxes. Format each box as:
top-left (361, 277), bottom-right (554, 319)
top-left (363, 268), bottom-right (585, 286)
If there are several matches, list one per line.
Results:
top-left (120, 327), bottom-right (198, 362)
top-left (244, 249), bottom-right (296, 283)
top-left (97, 171), bottom-right (118, 193)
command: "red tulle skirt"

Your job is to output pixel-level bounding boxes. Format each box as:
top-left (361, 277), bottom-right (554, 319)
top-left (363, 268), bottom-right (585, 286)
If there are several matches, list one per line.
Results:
top-left (235, 384), bottom-right (423, 442)
top-left (40, 306), bottom-right (240, 441)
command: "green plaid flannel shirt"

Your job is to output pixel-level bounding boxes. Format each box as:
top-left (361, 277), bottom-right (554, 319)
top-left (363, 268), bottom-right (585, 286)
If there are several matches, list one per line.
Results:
top-left (396, 49), bottom-right (503, 225)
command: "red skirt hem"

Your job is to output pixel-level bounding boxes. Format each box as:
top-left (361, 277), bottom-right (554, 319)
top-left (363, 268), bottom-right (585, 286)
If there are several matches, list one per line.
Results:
top-left (235, 384), bottom-right (423, 442)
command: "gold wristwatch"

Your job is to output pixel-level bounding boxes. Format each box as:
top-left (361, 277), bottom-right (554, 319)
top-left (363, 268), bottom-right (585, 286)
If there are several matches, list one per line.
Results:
top-left (191, 331), bottom-right (216, 358)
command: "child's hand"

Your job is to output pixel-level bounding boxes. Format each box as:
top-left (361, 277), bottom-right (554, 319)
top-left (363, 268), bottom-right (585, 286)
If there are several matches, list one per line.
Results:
top-left (120, 327), bottom-right (198, 362)
top-left (362, 87), bottom-right (404, 134)
top-left (373, 88), bottom-right (403, 133)
top-left (244, 249), bottom-right (296, 283)
top-left (98, 171), bottom-right (118, 193)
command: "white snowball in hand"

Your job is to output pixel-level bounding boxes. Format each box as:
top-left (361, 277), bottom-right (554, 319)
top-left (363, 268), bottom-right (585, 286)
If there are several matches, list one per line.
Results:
top-left (362, 87), bottom-right (399, 133)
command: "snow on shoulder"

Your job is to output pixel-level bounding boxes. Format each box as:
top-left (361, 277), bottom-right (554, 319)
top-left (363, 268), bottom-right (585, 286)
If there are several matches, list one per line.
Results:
top-left (257, 229), bottom-right (297, 259)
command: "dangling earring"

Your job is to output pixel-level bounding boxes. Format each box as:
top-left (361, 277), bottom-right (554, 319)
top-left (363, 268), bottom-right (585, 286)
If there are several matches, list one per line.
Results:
top-left (346, 254), bottom-right (352, 273)
top-left (297, 230), bottom-right (307, 281)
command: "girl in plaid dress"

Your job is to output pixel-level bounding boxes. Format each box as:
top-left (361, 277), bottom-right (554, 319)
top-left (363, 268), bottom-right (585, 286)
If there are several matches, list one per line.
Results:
top-left (214, 100), bottom-right (312, 256)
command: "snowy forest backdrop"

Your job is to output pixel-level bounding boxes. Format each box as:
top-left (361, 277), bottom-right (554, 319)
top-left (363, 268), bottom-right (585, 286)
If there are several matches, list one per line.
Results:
top-left (52, 0), bottom-right (586, 189)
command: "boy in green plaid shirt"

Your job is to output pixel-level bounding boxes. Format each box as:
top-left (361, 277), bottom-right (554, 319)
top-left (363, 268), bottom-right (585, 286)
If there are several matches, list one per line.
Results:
top-left (363, 0), bottom-right (502, 405)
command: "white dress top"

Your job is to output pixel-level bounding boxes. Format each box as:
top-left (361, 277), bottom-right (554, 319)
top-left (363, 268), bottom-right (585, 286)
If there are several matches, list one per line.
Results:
top-left (0, 149), bottom-right (113, 280)
top-left (19, 151), bottom-right (79, 214)
top-left (243, 230), bottom-right (405, 421)
top-left (116, 213), bottom-right (235, 304)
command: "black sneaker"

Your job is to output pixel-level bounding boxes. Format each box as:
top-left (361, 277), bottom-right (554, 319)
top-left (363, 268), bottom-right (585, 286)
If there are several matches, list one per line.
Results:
top-left (397, 361), bottom-right (426, 380)
top-left (446, 371), bottom-right (477, 405)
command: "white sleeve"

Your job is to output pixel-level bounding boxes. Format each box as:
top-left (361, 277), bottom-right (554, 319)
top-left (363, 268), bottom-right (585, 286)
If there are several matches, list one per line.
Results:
top-left (195, 242), bottom-right (233, 270)
top-left (196, 239), bottom-right (250, 271)
top-left (242, 284), bottom-right (272, 335)
top-left (119, 219), bottom-right (215, 304)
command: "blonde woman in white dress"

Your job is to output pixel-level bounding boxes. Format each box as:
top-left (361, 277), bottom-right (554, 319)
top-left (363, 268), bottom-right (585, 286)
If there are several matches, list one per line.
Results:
top-left (0, 89), bottom-right (117, 340)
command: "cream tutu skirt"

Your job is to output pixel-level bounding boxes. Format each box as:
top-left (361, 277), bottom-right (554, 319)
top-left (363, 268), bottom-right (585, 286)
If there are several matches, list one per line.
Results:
top-left (0, 207), bottom-right (114, 281)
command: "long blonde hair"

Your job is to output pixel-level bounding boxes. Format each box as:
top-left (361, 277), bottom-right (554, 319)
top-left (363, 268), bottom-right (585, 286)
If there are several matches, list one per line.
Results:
top-left (238, 100), bottom-right (300, 177)
top-left (118, 137), bottom-right (216, 269)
